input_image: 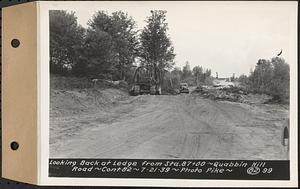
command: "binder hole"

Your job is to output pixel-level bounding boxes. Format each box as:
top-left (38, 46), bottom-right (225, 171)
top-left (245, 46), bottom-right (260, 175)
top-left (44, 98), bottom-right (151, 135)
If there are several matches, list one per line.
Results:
top-left (10, 141), bottom-right (19, 150)
top-left (11, 39), bottom-right (20, 48)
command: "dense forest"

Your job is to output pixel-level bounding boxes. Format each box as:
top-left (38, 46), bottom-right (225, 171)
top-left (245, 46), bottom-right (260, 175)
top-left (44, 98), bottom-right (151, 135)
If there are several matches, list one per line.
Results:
top-left (50, 10), bottom-right (175, 81)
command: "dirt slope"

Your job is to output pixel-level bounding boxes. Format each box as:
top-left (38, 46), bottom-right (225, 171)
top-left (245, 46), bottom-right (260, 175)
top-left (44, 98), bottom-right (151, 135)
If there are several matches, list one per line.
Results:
top-left (50, 91), bottom-right (289, 160)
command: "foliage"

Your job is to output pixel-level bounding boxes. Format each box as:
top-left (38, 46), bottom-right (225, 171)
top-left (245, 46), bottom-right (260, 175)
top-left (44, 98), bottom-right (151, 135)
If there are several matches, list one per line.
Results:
top-left (269, 57), bottom-right (290, 100)
top-left (88, 11), bottom-right (139, 80)
top-left (50, 10), bottom-right (85, 75)
top-left (240, 57), bottom-right (289, 103)
top-left (191, 65), bottom-right (212, 85)
top-left (238, 74), bottom-right (248, 82)
top-left (230, 73), bottom-right (236, 82)
top-left (192, 66), bottom-right (203, 81)
top-left (140, 10), bottom-right (176, 70)
top-left (163, 63), bottom-right (213, 90)
top-left (50, 10), bottom-right (139, 80)
top-left (248, 59), bottom-right (273, 92)
top-left (80, 29), bottom-right (116, 78)
top-left (167, 67), bottom-right (182, 88)
top-left (182, 61), bottom-right (192, 80)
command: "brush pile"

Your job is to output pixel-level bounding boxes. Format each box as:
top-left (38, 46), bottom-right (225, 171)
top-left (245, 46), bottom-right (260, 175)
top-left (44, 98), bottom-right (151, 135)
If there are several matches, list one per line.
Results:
top-left (193, 85), bottom-right (248, 102)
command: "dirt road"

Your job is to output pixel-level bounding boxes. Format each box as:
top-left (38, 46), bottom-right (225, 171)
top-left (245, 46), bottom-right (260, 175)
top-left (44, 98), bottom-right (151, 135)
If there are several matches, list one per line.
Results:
top-left (50, 93), bottom-right (289, 159)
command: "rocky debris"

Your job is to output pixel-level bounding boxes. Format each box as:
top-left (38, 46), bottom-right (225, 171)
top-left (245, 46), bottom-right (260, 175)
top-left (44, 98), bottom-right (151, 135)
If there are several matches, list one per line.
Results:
top-left (222, 85), bottom-right (248, 95)
top-left (92, 79), bottom-right (128, 89)
top-left (193, 85), bottom-right (276, 104)
top-left (163, 88), bottom-right (180, 95)
top-left (193, 85), bottom-right (250, 103)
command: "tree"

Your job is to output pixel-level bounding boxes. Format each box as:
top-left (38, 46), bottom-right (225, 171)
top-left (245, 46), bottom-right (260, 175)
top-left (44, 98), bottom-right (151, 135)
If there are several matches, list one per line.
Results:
top-left (182, 61), bottom-right (192, 80)
top-left (246, 57), bottom-right (290, 102)
top-left (49, 10), bottom-right (85, 75)
top-left (192, 66), bottom-right (203, 85)
top-left (80, 29), bottom-right (116, 78)
top-left (171, 67), bottom-right (183, 79)
top-left (88, 11), bottom-right (139, 80)
top-left (204, 69), bottom-right (211, 79)
top-left (140, 10), bottom-right (176, 71)
top-left (238, 74), bottom-right (248, 85)
top-left (230, 73), bottom-right (236, 82)
top-left (248, 59), bottom-right (273, 93)
top-left (269, 57), bottom-right (290, 100)
top-left (169, 67), bottom-right (183, 87)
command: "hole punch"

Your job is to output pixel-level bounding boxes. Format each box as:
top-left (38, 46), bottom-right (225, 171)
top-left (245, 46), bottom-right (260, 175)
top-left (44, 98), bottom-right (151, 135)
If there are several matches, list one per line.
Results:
top-left (10, 141), bottom-right (19, 150)
top-left (11, 39), bottom-right (20, 48)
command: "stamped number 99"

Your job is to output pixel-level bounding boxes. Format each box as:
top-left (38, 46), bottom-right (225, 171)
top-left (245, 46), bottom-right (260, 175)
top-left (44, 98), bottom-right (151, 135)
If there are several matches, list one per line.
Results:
top-left (262, 168), bottom-right (273, 173)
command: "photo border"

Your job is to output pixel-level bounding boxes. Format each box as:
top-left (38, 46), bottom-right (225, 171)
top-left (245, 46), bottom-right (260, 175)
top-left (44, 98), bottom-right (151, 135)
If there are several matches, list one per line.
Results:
top-left (38, 1), bottom-right (298, 187)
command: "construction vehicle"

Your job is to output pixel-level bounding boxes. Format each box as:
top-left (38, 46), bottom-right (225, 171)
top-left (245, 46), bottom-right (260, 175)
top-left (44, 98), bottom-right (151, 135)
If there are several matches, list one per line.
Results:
top-left (179, 83), bottom-right (189, 93)
top-left (129, 64), bottom-right (162, 96)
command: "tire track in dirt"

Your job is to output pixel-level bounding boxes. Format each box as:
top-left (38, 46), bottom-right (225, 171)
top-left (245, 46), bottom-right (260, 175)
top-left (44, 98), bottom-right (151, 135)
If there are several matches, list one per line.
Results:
top-left (172, 95), bottom-right (218, 159)
top-left (50, 93), bottom-right (288, 160)
top-left (51, 95), bottom-right (177, 158)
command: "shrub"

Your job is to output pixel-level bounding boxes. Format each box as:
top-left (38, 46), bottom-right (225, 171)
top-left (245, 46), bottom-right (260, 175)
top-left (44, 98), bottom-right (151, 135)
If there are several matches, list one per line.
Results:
top-left (243, 57), bottom-right (289, 103)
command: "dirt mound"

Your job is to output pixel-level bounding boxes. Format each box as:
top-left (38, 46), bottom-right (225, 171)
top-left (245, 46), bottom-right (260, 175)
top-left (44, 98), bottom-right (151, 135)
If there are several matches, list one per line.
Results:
top-left (51, 74), bottom-right (129, 90)
top-left (50, 75), bottom-right (129, 117)
top-left (51, 75), bottom-right (92, 90)
top-left (51, 88), bottom-right (129, 116)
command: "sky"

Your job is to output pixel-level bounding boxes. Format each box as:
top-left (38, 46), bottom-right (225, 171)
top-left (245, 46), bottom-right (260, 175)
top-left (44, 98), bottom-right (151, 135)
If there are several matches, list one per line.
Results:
top-left (59, 1), bottom-right (297, 78)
